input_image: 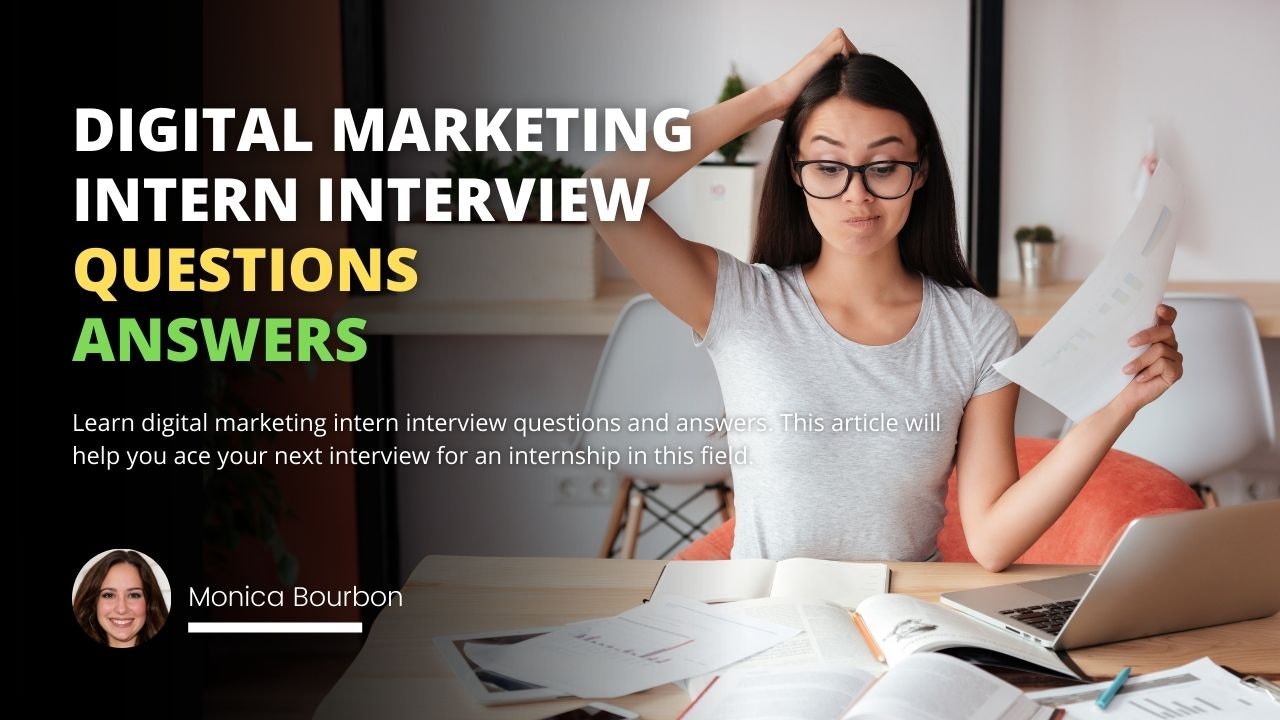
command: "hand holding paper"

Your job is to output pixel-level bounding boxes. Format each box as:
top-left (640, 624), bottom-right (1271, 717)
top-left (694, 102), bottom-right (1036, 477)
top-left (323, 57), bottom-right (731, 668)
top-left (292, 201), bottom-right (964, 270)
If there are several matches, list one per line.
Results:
top-left (994, 162), bottom-right (1184, 423)
top-left (1115, 302), bottom-right (1184, 413)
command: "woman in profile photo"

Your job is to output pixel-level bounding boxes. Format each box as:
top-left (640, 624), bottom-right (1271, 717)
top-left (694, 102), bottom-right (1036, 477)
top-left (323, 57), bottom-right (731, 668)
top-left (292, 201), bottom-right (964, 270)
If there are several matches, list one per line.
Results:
top-left (72, 549), bottom-right (169, 648)
top-left (586, 29), bottom-right (1183, 570)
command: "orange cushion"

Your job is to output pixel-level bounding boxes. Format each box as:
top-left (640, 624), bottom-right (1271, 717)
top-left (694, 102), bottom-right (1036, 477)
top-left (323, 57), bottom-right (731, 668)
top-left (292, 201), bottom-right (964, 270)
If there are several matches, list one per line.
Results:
top-left (675, 437), bottom-right (1203, 564)
top-left (938, 437), bottom-right (1201, 564)
top-left (675, 518), bottom-right (737, 560)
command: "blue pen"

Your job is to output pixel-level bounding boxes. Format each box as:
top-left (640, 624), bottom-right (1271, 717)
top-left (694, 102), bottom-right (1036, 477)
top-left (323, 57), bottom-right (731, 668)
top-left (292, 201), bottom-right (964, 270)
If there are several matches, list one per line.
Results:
top-left (1096, 666), bottom-right (1132, 710)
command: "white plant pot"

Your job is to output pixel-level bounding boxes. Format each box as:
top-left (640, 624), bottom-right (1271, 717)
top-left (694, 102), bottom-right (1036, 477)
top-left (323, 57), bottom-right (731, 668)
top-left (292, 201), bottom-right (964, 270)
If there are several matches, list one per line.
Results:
top-left (1017, 240), bottom-right (1058, 288)
top-left (396, 221), bottom-right (602, 301)
top-left (686, 163), bottom-right (764, 262)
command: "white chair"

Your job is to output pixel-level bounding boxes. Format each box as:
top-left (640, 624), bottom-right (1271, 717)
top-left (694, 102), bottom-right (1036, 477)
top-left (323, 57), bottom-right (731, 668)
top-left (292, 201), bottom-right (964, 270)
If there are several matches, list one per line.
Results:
top-left (1063, 293), bottom-right (1275, 506)
top-left (571, 294), bottom-right (732, 559)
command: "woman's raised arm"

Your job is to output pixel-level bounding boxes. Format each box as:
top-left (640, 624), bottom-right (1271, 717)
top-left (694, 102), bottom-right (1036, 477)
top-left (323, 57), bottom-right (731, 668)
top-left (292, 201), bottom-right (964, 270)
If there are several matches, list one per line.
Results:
top-left (956, 305), bottom-right (1185, 572)
top-left (584, 29), bottom-right (856, 336)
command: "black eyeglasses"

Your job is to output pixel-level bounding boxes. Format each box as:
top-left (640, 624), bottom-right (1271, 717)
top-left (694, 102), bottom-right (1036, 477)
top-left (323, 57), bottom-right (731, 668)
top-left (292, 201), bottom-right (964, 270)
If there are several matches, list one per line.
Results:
top-left (792, 159), bottom-right (922, 200)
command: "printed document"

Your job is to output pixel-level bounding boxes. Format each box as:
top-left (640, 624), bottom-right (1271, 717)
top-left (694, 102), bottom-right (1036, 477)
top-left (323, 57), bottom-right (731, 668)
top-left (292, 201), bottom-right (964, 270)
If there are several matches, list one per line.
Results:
top-left (1028, 657), bottom-right (1278, 718)
top-left (995, 162), bottom-right (1181, 422)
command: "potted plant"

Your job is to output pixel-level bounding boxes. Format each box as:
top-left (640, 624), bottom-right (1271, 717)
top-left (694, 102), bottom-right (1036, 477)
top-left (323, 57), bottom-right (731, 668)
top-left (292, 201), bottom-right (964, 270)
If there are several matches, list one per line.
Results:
top-left (396, 150), bottom-right (602, 302)
top-left (717, 66), bottom-right (748, 165)
top-left (682, 65), bottom-right (764, 261)
top-left (1015, 224), bottom-right (1058, 288)
top-left (501, 151), bottom-right (587, 220)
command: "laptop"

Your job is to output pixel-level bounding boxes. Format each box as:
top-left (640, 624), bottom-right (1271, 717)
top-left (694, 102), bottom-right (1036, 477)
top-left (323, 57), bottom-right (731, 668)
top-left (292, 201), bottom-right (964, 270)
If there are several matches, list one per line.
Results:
top-left (940, 500), bottom-right (1280, 651)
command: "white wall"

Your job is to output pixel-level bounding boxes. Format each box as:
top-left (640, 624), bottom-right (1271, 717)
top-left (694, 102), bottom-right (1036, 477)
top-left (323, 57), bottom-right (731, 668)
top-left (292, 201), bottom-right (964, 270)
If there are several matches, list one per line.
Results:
top-left (384, 0), bottom-right (972, 573)
top-left (1001, 0), bottom-right (1280, 281)
top-left (1003, 0), bottom-right (1280, 494)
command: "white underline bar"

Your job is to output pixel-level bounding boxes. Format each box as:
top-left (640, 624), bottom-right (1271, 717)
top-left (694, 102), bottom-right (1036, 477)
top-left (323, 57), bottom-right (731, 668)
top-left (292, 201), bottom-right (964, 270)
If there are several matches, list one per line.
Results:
top-left (188, 622), bottom-right (362, 634)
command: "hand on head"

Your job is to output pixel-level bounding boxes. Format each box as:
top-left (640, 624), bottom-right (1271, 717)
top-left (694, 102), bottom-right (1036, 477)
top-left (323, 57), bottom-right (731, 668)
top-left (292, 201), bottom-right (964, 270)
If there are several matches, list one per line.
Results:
top-left (768, 28), bottom-right (859, 119)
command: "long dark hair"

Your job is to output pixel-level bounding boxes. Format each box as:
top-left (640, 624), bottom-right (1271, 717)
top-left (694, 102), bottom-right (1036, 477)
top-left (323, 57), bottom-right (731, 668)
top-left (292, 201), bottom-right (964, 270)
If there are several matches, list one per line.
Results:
top-left (73, 549), bottom-right (169, 647)
top-left (753, 54), bottom-right (978, 290)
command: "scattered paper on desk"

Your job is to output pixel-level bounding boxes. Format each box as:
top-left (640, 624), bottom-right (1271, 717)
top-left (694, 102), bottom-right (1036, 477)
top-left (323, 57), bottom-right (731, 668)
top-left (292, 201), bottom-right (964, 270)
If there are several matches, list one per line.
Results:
top-left (994, 162), bottom-right (1181, 423)
top-left (1027, 657), bottom-right (1277, 718)
top-left (682, 599), bottom-right (887, 701)
top-left (713, 599), bottom-right (884, 673)
top-left (462, 596), bottom-right (798, 698)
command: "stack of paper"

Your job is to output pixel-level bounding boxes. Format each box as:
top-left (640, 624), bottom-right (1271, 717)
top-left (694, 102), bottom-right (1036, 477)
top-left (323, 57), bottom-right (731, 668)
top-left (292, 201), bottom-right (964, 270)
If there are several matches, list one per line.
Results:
top-left (1028, 657), bottom-right (1279, 718)
top-left (463, 596), bottom-right (798, 698)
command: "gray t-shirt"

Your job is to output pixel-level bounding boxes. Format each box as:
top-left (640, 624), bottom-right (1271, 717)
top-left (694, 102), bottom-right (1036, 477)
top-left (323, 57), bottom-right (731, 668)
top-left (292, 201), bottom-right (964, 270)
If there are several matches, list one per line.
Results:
top-left (697, 249), bottom-right (1020, 561)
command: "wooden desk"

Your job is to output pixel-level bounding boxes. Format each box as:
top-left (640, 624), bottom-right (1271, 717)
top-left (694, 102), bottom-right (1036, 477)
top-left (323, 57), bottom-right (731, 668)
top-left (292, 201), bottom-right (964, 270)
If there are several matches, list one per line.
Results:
top-left (995, 280), bottom-right (1280, 337)
top-left (315, 557), bottom-right (1280, 720)
top-left (346, 280), bottom-right (1280, 338)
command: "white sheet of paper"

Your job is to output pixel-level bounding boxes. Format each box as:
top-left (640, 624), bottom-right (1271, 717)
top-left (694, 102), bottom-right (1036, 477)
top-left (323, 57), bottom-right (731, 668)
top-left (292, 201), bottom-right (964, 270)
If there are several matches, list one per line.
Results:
top-left (713, 599), bottom-right (883, 674)
top-left (680, 661), bottom-right (876, 720)
top-left (1028, 657), bottom-right (1278, 718)
top-left (462, 596), bottom-right (799, 698)
top-left (994, 162), bottom-right (1181, 422)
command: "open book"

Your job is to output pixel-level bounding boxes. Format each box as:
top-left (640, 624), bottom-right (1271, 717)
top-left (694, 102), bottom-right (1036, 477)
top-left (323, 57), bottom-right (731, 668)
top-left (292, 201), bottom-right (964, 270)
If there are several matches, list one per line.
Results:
top-left (650, 559), bottom-right (890, 609)
top-left (680, 654), bottom-right (1062, 720)
top-left (855, 593), bottom-right (1086, 681)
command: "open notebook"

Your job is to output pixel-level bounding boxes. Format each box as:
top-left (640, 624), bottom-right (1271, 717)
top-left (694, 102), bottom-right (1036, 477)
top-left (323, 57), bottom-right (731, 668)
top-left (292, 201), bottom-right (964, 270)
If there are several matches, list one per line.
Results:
top-left (650, 558), bottom-right (890, 609)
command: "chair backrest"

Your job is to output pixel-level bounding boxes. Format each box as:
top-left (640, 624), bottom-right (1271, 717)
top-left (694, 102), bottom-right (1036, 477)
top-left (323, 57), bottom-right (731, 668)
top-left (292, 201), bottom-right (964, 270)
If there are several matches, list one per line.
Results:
top-left (1085, 294), bottom-right (1274, 482)
top-left (571, 294), bottom-right (729, 483)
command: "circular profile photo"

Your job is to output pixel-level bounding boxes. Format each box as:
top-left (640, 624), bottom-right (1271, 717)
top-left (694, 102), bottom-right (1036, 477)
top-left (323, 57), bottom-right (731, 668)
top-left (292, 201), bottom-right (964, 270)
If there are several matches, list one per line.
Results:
top-left (71, 549), bottom-right (172, 648)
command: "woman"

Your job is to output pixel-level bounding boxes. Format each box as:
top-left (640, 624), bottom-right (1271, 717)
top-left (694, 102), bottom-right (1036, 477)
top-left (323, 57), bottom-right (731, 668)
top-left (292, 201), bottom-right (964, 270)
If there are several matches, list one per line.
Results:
top-left (73, 549), bottom-right (169, 647)
top-left (585, 29), bottom-right (1182, 571)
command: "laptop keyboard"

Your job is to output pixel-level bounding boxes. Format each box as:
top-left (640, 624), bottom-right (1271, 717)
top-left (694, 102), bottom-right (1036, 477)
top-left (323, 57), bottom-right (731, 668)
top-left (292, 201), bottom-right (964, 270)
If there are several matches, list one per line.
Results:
top-left (998, 598), bottom-right (1080, 636)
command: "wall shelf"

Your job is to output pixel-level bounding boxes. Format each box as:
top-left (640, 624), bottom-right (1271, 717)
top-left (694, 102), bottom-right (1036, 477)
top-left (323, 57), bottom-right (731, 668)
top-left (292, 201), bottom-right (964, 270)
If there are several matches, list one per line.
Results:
top-left (344, 279), bottom-right (1280, 338)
